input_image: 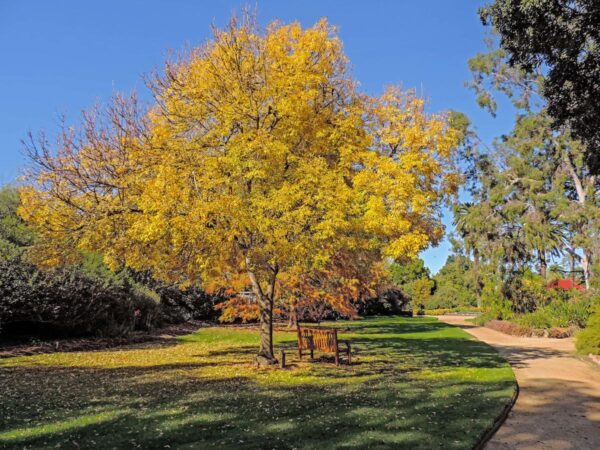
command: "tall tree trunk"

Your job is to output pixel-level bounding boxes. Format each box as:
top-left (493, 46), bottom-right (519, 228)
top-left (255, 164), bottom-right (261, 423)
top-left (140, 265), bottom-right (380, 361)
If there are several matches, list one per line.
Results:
top-left (539, 249), bottom-right (547, 280)
top-left (582, 250), bottom-right (591, 290)
top-left (246, 258), bottom-right (278, 366)
top-left (256, 292), bottom-right (275, 364)
top-left (563, 155), bottom-right (593, 290)
top-left (473, 250), bottom-right (482, 308)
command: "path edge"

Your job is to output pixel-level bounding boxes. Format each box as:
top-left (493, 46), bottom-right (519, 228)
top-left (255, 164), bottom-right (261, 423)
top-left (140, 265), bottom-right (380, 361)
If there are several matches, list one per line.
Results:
top-left (472, 382), bottom-right (520, 450)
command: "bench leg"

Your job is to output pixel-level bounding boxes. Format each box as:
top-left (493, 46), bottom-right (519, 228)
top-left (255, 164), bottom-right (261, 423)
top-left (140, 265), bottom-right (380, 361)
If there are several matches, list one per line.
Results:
top-left (346, 341), bottom-right (352, 365)
top-left (310, 347), bottom-right (314, 360)
top-left (280, 350), bottom-right (286, 369)
top-left (335, 347), bottom-right (340, 366)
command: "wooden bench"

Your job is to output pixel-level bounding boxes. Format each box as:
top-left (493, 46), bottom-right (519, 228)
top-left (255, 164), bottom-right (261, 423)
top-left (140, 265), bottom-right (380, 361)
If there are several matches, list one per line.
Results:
top-left (297, 325), bottom-right (351, 366)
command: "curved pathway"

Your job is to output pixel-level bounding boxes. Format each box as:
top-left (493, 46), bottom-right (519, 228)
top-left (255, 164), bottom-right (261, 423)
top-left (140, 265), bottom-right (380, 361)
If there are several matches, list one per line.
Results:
top-left (437, 315), bottom-right (600, 450)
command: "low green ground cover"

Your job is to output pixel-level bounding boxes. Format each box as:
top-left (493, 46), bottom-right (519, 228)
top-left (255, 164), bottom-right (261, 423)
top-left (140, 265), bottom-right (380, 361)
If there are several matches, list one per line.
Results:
top-left (0, 316), bottom-right (516, 449)
top-left (421, 307), bottom-right (483, 316)
top-left (576, 307), bottom-right (600, 355)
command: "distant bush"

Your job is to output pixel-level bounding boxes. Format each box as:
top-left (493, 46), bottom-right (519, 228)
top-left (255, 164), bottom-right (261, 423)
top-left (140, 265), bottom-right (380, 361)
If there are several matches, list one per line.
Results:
top-left (423, 306), bottom-right (483, 316)
top-left (131, 271), bottom-right (224, 323)
top-left (0, 257), bottom-right (225, 340)
top-left (502, 272), bottom-right (553, 314)
top-left (429, 256), bottom-right (478, 309)
top-left (471, 311), bottom-right (499, 326)
top-left (513, 291), bottom-right (598, 329)
top-left (0, 258), bottom-right (157, 338)
top-left (514, 300), bottom-right (588, 329)
top-left (156, 284), bottom-right (223, 323)
top-left (357, 289), bottom-right (411, 317)
top-left (576, 307), bottom-right (600, 355)
top-left (0, 184), bottom-right (221, 339)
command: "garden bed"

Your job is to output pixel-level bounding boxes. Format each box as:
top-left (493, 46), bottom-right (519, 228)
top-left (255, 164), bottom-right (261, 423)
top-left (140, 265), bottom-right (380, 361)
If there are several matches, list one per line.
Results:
top-left (485, 319), bottom-right (576, 339)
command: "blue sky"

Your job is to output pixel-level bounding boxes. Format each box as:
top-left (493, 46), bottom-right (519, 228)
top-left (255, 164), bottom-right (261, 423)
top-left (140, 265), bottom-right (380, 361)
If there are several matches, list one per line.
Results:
top-left (0, 0), bottom-right (515, 273)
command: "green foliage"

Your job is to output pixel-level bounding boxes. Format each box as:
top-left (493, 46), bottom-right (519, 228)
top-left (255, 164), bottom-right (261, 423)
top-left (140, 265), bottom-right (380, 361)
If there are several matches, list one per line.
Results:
top-left (470, 311), bottom-right (499, 326)
top-left (131, 271), bottom-right (224, 323)
top-left (430, 256), bottom-right (478, 309)
top-left (0, 258), bottom-right (152, 337)
top-left (479, 272), bottom-right (599, 330)
top-left (357, 290), bottom-right (411, 316)
top-left (480, 275), bottom-right (512, 320)
top-left (0, 186), bottom-right (35, 260)
top-left (387, 258), bottom-right (435, 308)
top-left (423, 307), bottom-right (482, 316)
top-left (514, 298), bottom-right (592, 329)
top-left (576, 306), bottom-right (600, 355)
top-left (502, 271), bottom-right (552, 314)
top-left (406, 277), bottom-right (435, 306)
top-left (0, 316), bottom-right (516, 449)
top-left (388, 257), bottom-right (430, 287)
top-left (463, 19), bottom-right (599, 292)
top-left (0, 255), bottom-right (224, 338)
top-left (481, 0), bottom-right (600, 173)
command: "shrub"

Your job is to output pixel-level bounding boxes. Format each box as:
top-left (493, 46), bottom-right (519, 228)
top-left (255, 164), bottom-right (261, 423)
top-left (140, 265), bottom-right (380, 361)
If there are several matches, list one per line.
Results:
top-left (471, 311), bottom-right (498, 326)
top-left (576, 307), bottom-right (600, 355)
top-left (514, 308), bottom-right (554, 329)
top-left (485, 319), bottom-right (530, 336)
top-left (502, 272), bottom-right (552, 314)
top-left (131, 271), bottom-right (223, 323)
top-left (157, 284), bottom-right (223, 323)
top-left (513, 290), bottom-right (599, 329)
top-left (0, 258), bottom-right (158, 338)
top-left (481, 278), bottom-right (514, 320)
top-left (357, 289), bottom-right (411, 317)
top-left (423, 306), bottom-right (483, 316)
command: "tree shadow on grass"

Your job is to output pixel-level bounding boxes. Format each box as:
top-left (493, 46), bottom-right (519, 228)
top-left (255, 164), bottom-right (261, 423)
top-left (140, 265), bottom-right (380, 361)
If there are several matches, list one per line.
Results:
top-left (0, 316), bottom-right (516, 450)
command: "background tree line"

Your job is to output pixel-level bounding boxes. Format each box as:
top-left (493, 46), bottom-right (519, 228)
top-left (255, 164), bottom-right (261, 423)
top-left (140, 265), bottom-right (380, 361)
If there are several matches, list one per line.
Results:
top-left (428, 1), bottom-right (599, 353)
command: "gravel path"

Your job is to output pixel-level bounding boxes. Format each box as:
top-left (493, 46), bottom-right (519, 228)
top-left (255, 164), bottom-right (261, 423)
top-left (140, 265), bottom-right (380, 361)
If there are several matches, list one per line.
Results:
top-left (437, 315), bottom-right (600, 450)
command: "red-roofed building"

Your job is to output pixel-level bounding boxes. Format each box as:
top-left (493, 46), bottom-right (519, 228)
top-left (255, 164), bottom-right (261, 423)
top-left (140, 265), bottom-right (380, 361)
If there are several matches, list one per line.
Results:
top-left (547, 279), bottom-right (585, 291)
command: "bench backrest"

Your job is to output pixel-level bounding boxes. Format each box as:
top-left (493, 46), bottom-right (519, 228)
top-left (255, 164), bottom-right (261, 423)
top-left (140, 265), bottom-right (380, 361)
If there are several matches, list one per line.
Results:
top-left (297, 326), bottom-right (338, 353)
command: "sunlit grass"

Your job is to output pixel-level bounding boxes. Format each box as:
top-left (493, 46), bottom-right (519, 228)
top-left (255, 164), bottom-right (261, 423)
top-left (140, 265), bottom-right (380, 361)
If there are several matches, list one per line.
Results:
top-left (0, 316), bottom-right (516, 449)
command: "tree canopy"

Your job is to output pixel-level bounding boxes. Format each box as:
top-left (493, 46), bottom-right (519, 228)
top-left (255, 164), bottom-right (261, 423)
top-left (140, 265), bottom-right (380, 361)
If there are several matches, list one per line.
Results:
top-left (481, 0), bottom-right (600, 174)
top-left (19, 15), bottom-right (460, 363)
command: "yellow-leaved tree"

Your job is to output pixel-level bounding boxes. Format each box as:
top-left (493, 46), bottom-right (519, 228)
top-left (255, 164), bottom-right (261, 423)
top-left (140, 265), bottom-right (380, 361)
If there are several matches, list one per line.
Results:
top-left (20, 14), bottom-right (459, 364)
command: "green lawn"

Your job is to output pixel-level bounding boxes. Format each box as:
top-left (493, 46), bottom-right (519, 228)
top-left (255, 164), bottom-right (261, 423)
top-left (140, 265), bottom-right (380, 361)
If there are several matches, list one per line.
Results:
top-left (0, 316), bottom-right (516, 449)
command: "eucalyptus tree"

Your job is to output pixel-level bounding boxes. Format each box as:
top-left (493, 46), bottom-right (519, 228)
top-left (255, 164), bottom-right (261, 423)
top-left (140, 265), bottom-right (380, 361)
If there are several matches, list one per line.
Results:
top-left (467, 37), bottom-right (599, 289)
top-left (481, 0), bottom-right (600, 174)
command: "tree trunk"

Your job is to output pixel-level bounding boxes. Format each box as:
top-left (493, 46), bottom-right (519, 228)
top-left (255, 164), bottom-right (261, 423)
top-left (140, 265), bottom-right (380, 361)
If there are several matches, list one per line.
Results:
top-left (582, 250), bottom-right (591, 290)
top-left (539, 249), bottom-right (547, 280)
top-left (246, 258), bottom-right (278, 366)
top-left (473, 251), bottom-right (482, 308)
top-left (256, 292), bottom-right (276, 365)
top-left (287, 305), bottom-right (298, 329)
top-left (563, 155), bottom-right (593, 290)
